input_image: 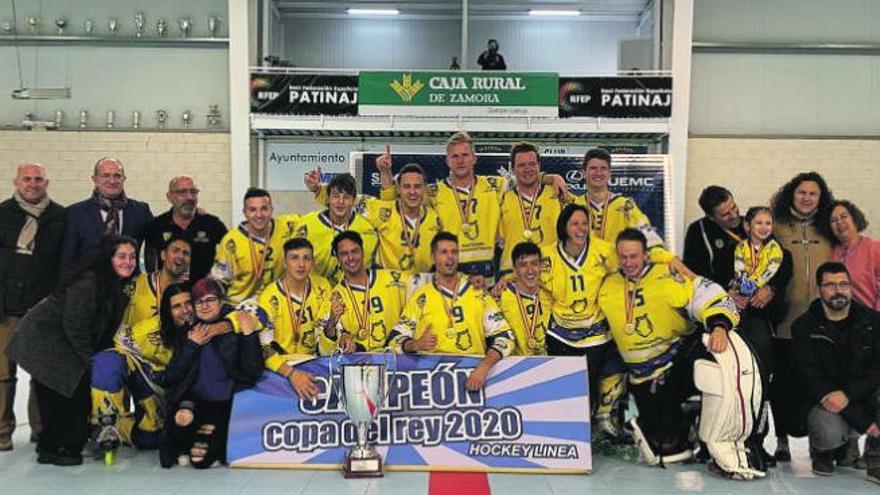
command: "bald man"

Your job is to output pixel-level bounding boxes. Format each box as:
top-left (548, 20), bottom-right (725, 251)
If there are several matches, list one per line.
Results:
top-left (59, 157), bottom-right (153, 284)
top-left (0, 163), bottom-right (65, 450)
top-left (144, 176), bottom-right (227, 281)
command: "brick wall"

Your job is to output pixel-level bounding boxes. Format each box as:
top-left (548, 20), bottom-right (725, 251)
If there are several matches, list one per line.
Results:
top-left (0, 130), bottom-right (232, 226)
top-left (687, 138), bottom-right (880, 239)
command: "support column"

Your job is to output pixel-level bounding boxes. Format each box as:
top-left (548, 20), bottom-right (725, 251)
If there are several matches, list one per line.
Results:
top-left (667, 0), bottom-right (693, 254)
top-left (229, 0), bottom-right (251, 224)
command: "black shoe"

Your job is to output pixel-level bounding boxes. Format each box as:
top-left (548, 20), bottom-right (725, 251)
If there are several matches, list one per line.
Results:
top-left (812, 450), bottom-right (835, 476)
top-left (867, 467), bottom-right (880, 484)
top-left (836, 438), bottom-right (861, 468)
top-left (761, 448), bottom-right (777, 468)
top-left (774, 445), bottom-right (792, 462)
top-left (37, 448), bottom-right (83, 466)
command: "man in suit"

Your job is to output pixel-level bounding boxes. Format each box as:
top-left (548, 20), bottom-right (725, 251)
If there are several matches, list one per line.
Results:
top-left (60, 157), bottom-right (153, 284)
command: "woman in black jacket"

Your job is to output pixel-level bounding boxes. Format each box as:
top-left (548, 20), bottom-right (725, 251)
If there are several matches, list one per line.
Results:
top-left (159, 278), bottom-right (262, 469)
top-left (6, 235), bottom-right (137, 466)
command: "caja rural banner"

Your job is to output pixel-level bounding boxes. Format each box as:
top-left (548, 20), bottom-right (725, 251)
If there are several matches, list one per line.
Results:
top-left (358, 71), bottom-right (559, 117)
top-left (356, 153), bottom-right (672, 245)
top-left (558, 77), bottom-right (672, 118)
top-left (228, 354), bottom-right (591, 473)
top-left (251, 72), bottom-right (359, 116)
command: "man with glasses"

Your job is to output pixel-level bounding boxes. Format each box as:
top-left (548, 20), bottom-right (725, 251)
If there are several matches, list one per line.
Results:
top-left (791, 262), bottom-right (880, 482)
top-left (60, 157), bottom-right (153, 284)
top-left (145, 176), bottom-right (227, 282)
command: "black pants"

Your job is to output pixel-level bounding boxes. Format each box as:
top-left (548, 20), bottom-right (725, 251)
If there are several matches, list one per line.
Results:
top-left (737, 311), bottom-right (774, 444)
top-left (547, 338), bottom-right (623, 414)
top-left (770, 338), bottom-right (798, 437)
top-left (33, 375), bottom-right (90, 455)
top-left (171, 398), bottom-right (232, 468)
top-left (629, 337), bottom-right (706, 455)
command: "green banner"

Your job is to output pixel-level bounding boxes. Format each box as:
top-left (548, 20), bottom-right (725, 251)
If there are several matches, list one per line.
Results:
top-left (358, 71), bottom-right (559, 117)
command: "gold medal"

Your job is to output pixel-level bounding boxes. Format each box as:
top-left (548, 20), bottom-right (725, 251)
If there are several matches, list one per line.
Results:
top-left (523, 229), bottom-right (533, 240)
top-left (624, 323), bottom-right (636, 335)
top-left (528, 337), bottom-right (537, 349)
top-left (461, 223), bottom-right (471, 234)
top-left (446, 328), bottom-right (456, 339)
top-left (515, 187), bottom-right (540, 243)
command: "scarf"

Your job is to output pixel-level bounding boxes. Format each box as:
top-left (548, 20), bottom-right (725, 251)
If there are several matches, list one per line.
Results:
top-left (13, 191), bottom-right (50, 255)
top-left (90, 188), bottom-right (129, 237)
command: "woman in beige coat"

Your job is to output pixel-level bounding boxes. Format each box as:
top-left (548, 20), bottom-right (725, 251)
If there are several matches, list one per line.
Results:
top-left (770, 172), bottom-right (835, 462)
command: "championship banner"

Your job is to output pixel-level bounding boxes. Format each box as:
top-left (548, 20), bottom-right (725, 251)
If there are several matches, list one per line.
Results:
top-left (228, 354), bottom-right (591, 473)
top-left (251, 72), bottom-right (358, 116)
top-left (356, 153), bottom-right (673, 246)
top-left (558, 77), bottom-right (672, 118)
top-left (358, 71), bottom-right (558, 117)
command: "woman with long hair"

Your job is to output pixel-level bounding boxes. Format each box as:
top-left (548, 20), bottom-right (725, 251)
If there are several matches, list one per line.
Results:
top-left (7, 235), bottom-right (138, 466)
top-left (769, 172), bottom-right (834, 461)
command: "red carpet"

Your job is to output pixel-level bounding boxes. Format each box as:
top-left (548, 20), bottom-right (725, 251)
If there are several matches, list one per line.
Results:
top-left (428, 472), bottom-right (491, 495)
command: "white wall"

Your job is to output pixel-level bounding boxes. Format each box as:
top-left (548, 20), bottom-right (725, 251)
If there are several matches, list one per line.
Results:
top-left (690, 0), bottom-right (880, 136)
top-left (0, 0), bottom-right (229, 128)
top-left (280, 17), bottom-right (637, 73)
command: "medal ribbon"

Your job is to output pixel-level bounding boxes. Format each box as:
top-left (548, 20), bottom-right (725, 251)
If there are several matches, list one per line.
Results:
top-left (514, 284), bottom-right (541, 348)
top-left (399, 202), bottom-right (422, 261)
top-left (343, 271), bottom-right (371, 339)
top-left (450, 180), bottom-right (475, 228)
top-left (281, 278), bottom-right (311, 343)
top-left (624, 274), bottom-right (645, 328)
top-left (516, 187), bottom-right (539, 234)
top-left (247, 222), bottom-right (273, 285)
top-left (438, 277), bottom-right (461, 330)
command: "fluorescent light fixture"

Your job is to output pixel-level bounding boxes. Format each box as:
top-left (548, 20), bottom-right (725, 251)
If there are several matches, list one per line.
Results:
top-left (529, 9), bottom-right (580, 16)
top-left (347, 8), bottom-right (400, 15)
top-left (11, 87), bottom-right (71, 99)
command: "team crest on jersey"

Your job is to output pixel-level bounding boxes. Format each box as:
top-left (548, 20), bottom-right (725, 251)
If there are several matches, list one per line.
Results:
top-left (454, 329), bottom-right (473, 351)
top-left (390, 271), bottom-right (403, 285)
top-left (269, 295), bottom-right (279, 313)
top-left (463, 222), bottom-right (479, 241)
top-left (416, 293), bottom-right (427, 309)
top-left (399, 254), bottom-right (414, 271)
top-left (540, 258), bottom-right (551, 273)
top-left (633, 314), bottom-right (654, 338)
top-left (195, 231), bottom-right (209, 242)
top-left (370, 321), bottom-right (388, 343)
top-left (570, 298), bottom-right (588, 313)
top-left (295, 225), bottom-right (308, 238)
top-left (225, 238), bottom-right (237, 254)
top-left (714, 238), bottom-right (725, 249)
top-left (486, 176), bottom-right (500, 191)
top-left (162, 231), bottom-right (172, 242)
top-left (379, 207), bottom-right (392, 222)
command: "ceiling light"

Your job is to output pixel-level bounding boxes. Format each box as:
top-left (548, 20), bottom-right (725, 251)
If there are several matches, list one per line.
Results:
top-left (347, 8), bottom-right (400, 16)
top-left (529, 9), bottom-right (581, 17)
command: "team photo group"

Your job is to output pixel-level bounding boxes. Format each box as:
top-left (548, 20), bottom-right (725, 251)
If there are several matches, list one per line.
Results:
top-left (1, 131), bottom-right (879, 484)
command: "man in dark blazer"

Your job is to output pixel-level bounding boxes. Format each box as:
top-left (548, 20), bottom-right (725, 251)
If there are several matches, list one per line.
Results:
top-left (59, 157), bottom-right (152, 284)
top-left (0, 162), bottom-right (65, 450)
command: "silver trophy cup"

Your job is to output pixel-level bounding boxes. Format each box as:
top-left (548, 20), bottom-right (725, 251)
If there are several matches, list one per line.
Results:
top-left (329, 350), bottom-right (397, 478)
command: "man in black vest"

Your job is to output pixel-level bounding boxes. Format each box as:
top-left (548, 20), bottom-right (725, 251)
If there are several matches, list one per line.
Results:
top-left (0, 162), bottom-right (65, 450)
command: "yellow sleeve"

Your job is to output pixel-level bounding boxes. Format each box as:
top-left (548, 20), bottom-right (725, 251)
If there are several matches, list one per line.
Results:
top-left (733, 242), bottom-right (747, 281)
top-left (314, 184), bottom-right (329, 206)
top-left (313, 290), bottom-right (343, 356)
top-left (756, 241), bottom-right (784, 287)
top-left (379, 183), bottom-right (397, 201)
top-left (481, 292), bottom-right (514, 358)
top-left (211, 233), bottom-right (237, 288)
top-left (686, 276), bottom-right (740, 329)
top-left (388, 292), bottom-right (423, 353)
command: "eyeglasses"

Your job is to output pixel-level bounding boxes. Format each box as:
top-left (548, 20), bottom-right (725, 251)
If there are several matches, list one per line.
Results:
top-left (820, 281), bottom-right (852, 290)
top-left (172, 188), bottom-right (200, 195)
top-left (194, 295), bottom-right (220, 307)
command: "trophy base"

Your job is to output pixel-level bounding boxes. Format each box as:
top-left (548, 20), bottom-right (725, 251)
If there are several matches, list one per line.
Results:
top-left (343, 452), bottom-right (384, 478)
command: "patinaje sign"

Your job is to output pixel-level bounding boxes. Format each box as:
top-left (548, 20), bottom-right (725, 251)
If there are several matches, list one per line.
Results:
top-left (359, 71), bottom-right (558, 117)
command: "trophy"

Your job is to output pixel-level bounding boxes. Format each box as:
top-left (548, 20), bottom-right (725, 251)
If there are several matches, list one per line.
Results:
top-left (131, 111), bottom-right (141, 129)
top-left (83, 19), bottom-right (94, 35)
top-left (106, 110), bottom-right (115, 129)
top-left (79, 110), bottom-right (89, 129)
top-left (156, 18), bottom-right (167, 37)
top-left (156, 109), bottom-right (168, 129)
top-left (181, 109), bottom-right (193, 129)
top-left (107, 17), bottom-right (118, 36)
top-left (133, 12), bottom-right (145, 37)
top-left (178, 17), bottom-right (192, 38)
top-left (26, 16), bottom-right (39, 35)
top-left (328, 349), bottom-right (397, 478)
top-left (54, 17), bottom-right (67, 35)
top-left (53, 110), bottom-right (64, 128)
top-left (206, 104), bottom-right (221, 129)
top-left (207, 15), bottom-right (220, 37)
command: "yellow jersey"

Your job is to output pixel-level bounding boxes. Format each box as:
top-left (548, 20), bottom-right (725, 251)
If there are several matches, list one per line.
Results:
top-left (390, 275), bottom-right (514, 357)
top-left (361, 198), bottom-right (443, 274)
top-left (497, 282), bottom-right (551, 356)
top-left (292, 210), bottom-right (378, 284)
top-left (123, 272), bottom-right (162, 327)
top-left (112, 315), bottom-right (173, 371)
top-left (256, 274), bottom-right (333, 372)
top-left (382, 175), bottom-right (507, 277)
top-left (497, 184), bottom-right (564, 274)
top-left (573, 193), bottom-right (674, 264)
top-left (734, 238), bottom-right (784, 290)
top-left (212, 214), bottom-right (299, 304)
top-left (540, 239), bottom-right (618, 348)
top-left (597, 265), bottom-right (739, 384)
top-left (316, 268), bottom-right (410, 353)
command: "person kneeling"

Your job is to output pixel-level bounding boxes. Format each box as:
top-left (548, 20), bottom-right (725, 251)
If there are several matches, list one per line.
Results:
top-left (598, 229), bottom-right (764, 479)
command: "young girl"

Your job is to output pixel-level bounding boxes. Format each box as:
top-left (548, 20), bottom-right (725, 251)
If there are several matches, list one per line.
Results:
top-left (733, 207), bottom-right (784, 298)
top-left (730, 206), bottom-right (791, 468)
